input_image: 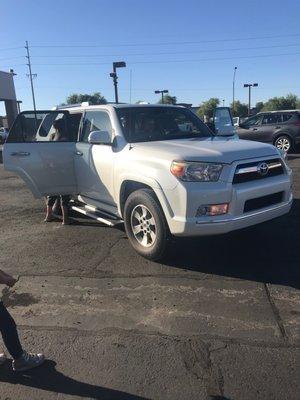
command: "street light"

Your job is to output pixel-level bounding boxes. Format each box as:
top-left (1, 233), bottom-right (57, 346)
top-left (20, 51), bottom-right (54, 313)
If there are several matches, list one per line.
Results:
top-left (154, 89), bottom-right (169, 104)
top-left (232, 66), bottom-right (237, 114)
top-left (110, 61), bottom-right (126, 104)
top-left (243, 83), bottom-right (258, 116)
top-left (222, 99), bottom-right (225, 107)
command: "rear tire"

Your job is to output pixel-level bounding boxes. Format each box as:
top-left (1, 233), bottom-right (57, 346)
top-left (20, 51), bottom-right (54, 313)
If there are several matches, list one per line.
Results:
top-left (124, 189), bottom-right (168, 260)
top-left (274, 135), bottom-right (293, 153)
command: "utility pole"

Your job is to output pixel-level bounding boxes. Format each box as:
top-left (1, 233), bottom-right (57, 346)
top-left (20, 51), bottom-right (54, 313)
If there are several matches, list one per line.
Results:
top-left (25, 41), bottom-right (37, 112)
top-left (110, 61), bottom-right (126, 104)
top-left (243, 83), bottom-right (258, 116)
top-left (154, 89), bottom-right (168, 104)
top-left (232, 66), bottom-right (237, 115)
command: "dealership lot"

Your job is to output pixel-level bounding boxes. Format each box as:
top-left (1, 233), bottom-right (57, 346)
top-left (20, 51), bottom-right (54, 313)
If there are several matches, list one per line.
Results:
top-left (0, 148), bottom-right (299, 399)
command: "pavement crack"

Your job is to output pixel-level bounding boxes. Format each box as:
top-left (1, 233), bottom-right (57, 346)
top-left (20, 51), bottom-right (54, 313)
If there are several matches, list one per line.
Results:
top-left (263, 283), bottom-right (287, 341)
top-left (179, 338), bottom-right (223, 397)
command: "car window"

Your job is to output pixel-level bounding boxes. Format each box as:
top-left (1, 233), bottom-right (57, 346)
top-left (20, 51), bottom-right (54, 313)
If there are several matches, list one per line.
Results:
top-left (116, 107), bottom-right (212, 143)
top-left (81, 111), bottom-right (112, 143)
top-left (262, 114), bottom-right (280, 125)
top-left (281, 114), bottom-right (293, 122)
top-left (243, 114), bottom-right (262, 128)
top-left (7, 111), bottom-right (78, 143)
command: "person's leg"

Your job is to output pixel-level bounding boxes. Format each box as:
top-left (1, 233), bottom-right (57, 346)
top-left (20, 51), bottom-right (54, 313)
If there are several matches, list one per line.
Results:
top-left (60, 195), bottom-right (71, 225)
top-left (44, 196), bottom-right (57, 222)
top-left (0, 302), bottom-right (23, 360)
top-left (0, 302), bottom-right (45, 371)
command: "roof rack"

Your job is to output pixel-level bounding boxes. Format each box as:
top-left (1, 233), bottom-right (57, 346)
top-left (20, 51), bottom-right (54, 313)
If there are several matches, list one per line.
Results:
top-left (51, 101), bottom-right (90, 110)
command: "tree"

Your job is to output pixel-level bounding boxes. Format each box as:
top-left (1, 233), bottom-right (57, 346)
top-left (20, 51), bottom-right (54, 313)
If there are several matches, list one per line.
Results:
top-left (157, 95), bottom-right (177, 105)
top-left (197, 98), bottom-right (220, 119)
top-left (255, 101), bottom-right (264, 113)
top-left (262, 93), bottom-right (299, 111)
top-left (230, 100), bottom-right (248, 117)
top-left (65, 92), bottom-right (107, 105)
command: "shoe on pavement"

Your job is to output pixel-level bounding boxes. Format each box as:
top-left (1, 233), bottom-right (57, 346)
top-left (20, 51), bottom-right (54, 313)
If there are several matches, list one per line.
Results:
top-left (12, 351), bottom-right (45, 372)
top-left (0, 353), bottom-right (6, 366)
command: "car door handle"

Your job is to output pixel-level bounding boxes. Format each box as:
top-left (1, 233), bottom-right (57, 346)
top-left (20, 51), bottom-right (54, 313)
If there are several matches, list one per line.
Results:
top-left (75, 151), bottom-right (83, 156)
top-left (252, 128), bottom-right (258, 131)
top-left (11, 151), bottom-right (30, 157)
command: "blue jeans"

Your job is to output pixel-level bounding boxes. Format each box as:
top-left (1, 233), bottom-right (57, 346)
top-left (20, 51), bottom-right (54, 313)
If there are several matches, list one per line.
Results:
top-left (0, 302), bottom-right (23, 359)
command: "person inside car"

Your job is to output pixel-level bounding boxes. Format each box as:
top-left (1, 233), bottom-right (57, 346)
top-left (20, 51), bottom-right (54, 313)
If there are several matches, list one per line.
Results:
top-left (44, 118), bottom-right (72, 225)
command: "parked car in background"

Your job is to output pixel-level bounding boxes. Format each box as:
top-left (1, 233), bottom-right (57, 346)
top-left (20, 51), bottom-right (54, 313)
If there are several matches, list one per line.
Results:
top-left (232, 117), bottom-right (247, 127)
top-left (0, 127), bottom-right (9, 143)
top-left (236, 110), bottom-right (300, 152)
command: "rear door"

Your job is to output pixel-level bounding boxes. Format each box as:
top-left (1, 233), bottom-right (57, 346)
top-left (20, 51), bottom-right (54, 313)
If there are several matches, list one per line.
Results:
top-left (258, 113), bottom-right (281, 143)
top-left (3, 111), bottom-right (78, 197)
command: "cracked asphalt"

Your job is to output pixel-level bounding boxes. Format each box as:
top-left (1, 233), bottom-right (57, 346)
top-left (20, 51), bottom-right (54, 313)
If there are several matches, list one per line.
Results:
top-left (0, 148), bottom-right (299, 400)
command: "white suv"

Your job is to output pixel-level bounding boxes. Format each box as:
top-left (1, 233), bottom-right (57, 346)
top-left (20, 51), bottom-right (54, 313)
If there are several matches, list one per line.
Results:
top-left (3, 104), bottom-right (293, 260)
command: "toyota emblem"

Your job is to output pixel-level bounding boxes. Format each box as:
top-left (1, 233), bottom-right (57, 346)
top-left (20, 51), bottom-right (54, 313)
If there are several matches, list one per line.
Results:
top-left (257, 162), bottom-right (269, 176)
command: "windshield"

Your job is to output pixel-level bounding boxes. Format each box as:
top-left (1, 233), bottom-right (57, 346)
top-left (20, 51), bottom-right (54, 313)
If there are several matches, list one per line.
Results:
top-left (116, 106), bottom-right (212, 143)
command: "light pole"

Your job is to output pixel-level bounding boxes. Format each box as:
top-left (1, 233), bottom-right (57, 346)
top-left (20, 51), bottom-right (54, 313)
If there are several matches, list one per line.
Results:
top-left (243, 83), bottom-right (258, 116)
top-left (110, 61), bottom-right (126, 104)
top-left (222, 99), bottom-right (225, 107)
top-left (232, 66), bottom-right (237, 115)
top-left (155, 89), bottom-right (168, 104)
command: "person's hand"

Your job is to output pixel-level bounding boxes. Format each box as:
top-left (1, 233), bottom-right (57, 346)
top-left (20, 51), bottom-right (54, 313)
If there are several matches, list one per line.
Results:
top-left (0, 271), bottom-right (18, 287)
top-left (5, 275), bottom-right (18, 287)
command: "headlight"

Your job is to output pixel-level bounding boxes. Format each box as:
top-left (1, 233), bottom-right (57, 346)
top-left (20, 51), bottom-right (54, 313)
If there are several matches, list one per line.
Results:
top-left (170, 161), bottom-right (223, 182)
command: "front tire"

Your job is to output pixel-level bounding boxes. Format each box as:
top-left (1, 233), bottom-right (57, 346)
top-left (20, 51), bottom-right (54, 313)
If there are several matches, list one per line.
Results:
top-left (274, 135), bottom-right (292, 153)
top-left (124, 189), bottom-right (168, 260)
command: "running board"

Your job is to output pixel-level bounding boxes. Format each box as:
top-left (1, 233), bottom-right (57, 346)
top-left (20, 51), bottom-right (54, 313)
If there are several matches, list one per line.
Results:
top-left (71, 205), bottom-right (123, 227)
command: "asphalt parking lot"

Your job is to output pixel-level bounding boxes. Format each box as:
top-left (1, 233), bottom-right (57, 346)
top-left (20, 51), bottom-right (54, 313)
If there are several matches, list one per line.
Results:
top-left (0, 147), bottom-right (299, 400)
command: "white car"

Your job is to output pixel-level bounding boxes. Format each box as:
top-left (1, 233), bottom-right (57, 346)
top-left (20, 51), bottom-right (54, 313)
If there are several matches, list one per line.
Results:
top-left (3, 104), bottom-right (293, 260)
top-left (0, 127), bottom-right (9, 143)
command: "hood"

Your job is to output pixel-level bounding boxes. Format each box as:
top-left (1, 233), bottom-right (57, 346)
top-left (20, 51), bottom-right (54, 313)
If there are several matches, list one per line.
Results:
top-left (133, 136), bottom-right (278, 164)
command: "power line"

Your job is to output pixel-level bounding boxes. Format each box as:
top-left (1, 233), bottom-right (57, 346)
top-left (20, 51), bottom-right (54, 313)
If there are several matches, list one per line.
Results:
top-left (0, 46), bottom-right (23, 51)
top-left (29, 33), bottom-right (300, 48)
top-left (28, 43), bottom-right (300, 58)
top-left (30, 51), bottom-right (300, 66)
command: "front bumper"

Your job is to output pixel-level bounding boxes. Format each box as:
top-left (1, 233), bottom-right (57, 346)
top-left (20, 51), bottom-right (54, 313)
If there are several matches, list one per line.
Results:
top-left (162, 161), bottom-right (293, 237)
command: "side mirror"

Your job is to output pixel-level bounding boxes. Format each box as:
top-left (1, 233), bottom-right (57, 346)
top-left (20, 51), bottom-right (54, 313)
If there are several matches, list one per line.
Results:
top-left (213, 107), bottom-right (235, 136)
top-left (88, 130), bottom-right (111, 145)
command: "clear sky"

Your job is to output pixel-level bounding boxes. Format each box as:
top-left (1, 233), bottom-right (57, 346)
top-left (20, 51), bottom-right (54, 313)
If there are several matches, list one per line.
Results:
top-left (1, 0), bottom-right (300, 113)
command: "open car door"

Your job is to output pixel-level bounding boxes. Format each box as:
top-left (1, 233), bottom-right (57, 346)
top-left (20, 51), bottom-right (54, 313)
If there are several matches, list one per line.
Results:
top-left (213, 107), bottom-right (236, 136)
top-left (3, 110), bottom-right (78, 198)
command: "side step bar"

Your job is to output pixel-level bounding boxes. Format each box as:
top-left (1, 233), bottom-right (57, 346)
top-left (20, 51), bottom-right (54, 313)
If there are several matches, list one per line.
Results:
top-left (71, 205), bottom-right (123, 227)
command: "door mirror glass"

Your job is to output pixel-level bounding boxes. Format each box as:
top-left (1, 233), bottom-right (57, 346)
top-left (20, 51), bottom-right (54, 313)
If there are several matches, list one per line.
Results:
top-left (213, 107), bottom-right (235, 136)
top-left (88, 130), bottom-right (111, 145)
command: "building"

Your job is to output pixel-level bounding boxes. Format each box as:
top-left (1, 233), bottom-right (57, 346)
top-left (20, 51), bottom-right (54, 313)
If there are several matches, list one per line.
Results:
top-left (0, 70), bottom-right (18, 128)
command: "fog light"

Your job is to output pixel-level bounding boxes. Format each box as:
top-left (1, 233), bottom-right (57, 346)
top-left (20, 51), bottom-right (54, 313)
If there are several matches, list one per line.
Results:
top-left (196, 203), bottom-right (229, 217)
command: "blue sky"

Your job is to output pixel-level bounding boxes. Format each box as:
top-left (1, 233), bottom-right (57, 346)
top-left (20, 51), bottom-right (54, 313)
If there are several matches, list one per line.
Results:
top-left (1, 0), bottom-right (300, 113)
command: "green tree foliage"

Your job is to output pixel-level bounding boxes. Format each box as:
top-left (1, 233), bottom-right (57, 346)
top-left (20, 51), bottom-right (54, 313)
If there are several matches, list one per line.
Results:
top-left (66, 92), bottom-right (107, 105)
top-left (197, 98), bottom-right (220, 119)
top-left (230, 101), bottom-right (248, 117)
top-left (255, 101), bottom-right (264, 113)
top-left (157, 95), bottom-right (177, 104)
top-left (262, 94), bottom-right (299, 111)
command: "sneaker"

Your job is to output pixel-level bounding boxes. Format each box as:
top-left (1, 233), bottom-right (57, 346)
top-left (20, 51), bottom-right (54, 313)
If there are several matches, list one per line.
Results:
top-left (0, 353), bottom-right (6, 366)
top-left (12, 351), bottom-right (45, 372)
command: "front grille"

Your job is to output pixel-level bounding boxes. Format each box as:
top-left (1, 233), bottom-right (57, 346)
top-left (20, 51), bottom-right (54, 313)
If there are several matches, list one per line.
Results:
top-left (244, 191), bottom-right (284, 213)
top-left (233, 158), bottom-right (284, 184)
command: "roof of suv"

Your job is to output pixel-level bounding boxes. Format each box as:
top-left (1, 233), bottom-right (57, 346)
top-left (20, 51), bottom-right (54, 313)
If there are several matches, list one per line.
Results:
top-left (257, 109), bottom-right (300, 114)
top-left (54, 103), bottom-right (185, 112)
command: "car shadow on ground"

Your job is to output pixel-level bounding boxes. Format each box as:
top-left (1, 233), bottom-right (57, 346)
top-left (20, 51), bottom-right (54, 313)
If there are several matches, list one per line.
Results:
top-left (164, 199), bottom-right (300, 290)
top-left (0, 360), bottom-right (148, 400)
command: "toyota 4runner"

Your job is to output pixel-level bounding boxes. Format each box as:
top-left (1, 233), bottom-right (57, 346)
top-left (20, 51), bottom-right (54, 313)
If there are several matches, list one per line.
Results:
top-left (3, 104), bottom-right (293, 260)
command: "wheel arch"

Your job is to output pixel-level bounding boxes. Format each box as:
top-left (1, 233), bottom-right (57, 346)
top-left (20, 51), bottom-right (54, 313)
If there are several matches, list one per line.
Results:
top-left (118, 179), bottom-right (174, 225)
top-left (273, 131), bottom-right (294, 146)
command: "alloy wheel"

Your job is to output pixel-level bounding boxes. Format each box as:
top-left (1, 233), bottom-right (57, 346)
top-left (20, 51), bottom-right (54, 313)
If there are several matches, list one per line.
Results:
top-left (130, 205), bottom-right (157, 247)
